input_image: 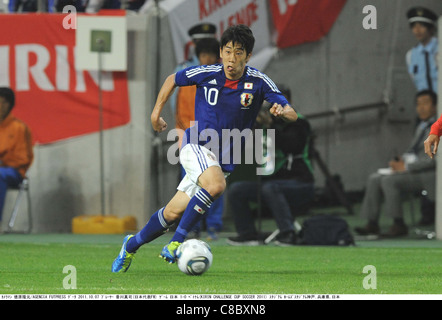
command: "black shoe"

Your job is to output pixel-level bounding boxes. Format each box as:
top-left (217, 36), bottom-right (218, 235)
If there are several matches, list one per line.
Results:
top-left (354, 223), bottom-right (380, 236)
top-left (226, 233), bottom-right (270, 246)
top-left (418, 217), bottom-right (435, 227)
top-left (274, 230), bottom-right (297, 246)
top-left (382, 223), bottom-right (408, 238)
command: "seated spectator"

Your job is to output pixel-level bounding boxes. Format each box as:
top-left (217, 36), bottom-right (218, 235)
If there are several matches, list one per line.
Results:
top-left (86, 0), bottom-right (118, 13)
top-left (85, 0), bottom-right (149, 13)
top-left (227, 87), bottom-right (314, 246)
top-left (0, 88), bottom-right (34, 225)
top-left (355, 90), bottom-right (437, 237)
top-left (9, 0), bottom-right (56, 12)
top-left (54, 0), bottom-right (88, 12)
top-left (10, 0), bottom-right (38, 12)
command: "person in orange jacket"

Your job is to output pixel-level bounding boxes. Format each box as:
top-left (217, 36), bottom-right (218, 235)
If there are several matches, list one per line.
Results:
top-left (174, 37), bottom-right (225, 240)
top-left (0, 87), bottom-right (33, 223)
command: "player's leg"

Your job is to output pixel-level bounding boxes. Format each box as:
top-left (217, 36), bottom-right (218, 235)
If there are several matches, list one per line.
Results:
top-left (170, 166), bottom-right (225, 242)
top-left (111, 191), bottom-right (189, 273)
top-left (160, 166), bottom-right (226, 263)
top-left (198, 165), bottom-right (226, 198)
top-left (126, 191), bottom-right (190, 253)
top-left (204, 195), bottom-right (224, 240)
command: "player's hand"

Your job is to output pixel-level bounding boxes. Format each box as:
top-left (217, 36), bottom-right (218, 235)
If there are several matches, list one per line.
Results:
top-left (269, 103), bottom-right (284, 117)
top-left (424, 134), bottom-right (440, 159)
top-left (152, 116), bottom-right (168, 133)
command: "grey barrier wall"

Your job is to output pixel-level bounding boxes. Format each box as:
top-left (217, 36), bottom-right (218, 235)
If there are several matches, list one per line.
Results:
top-left (4, 0), bottom-right (442, 233)
top-left (265, 0), bottom-right (442, 191)
top-left (4, 14), bottom-right (154, 233)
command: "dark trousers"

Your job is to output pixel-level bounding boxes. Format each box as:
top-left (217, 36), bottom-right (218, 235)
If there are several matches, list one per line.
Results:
top-left (0, 167), bottom-right (23, 221)
top-left (228, 179), bottom-right (314, 236)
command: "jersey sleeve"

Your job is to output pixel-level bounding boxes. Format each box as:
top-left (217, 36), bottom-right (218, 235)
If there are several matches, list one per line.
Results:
top-left (175, 66), bottom-right (197, 87)
top-left (261, 74), bottom-right (291, 109)
top-left (430, 114), bottom-right (442, 137)
top-left (175, 65), bottom-right (214, 87)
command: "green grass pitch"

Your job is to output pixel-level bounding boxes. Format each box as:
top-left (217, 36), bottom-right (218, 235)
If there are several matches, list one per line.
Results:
top-left (0, 233), bottom-right (441, 295)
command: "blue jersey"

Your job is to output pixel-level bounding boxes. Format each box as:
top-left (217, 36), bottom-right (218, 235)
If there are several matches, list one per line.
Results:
top-left (175, 63), bottom-right (291, 173)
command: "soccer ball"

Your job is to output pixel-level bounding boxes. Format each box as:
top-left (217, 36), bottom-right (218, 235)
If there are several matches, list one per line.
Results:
top-left (176, 239), bottom-right (213, 276)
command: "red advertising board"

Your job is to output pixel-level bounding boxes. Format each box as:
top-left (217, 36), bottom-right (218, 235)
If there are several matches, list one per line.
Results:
top-left (0, 14), bottom-right (130, 144)
top-left (269, 0), bottom-right (347, 49)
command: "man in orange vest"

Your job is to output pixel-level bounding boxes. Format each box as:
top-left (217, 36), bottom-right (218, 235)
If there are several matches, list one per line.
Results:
top-left (0, 87), bottom-right (33, 224)
top-left (175, 37), bottom-right (223, 240)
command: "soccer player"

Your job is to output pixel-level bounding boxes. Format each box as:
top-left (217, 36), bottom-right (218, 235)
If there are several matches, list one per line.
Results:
top-left (112, 24), bottom-right (298, 273)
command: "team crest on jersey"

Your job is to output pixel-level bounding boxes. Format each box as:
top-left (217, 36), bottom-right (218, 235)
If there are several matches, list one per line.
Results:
top-left (240, 93), bottom-right (254, 108)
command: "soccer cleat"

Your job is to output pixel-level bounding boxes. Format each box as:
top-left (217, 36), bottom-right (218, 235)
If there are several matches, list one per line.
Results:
top-left (112, 235), bottom-right (135, 273)
top-left (226, 232), bottom-right (271, 246)
top-left (159, 241), bottom-right (181, 264)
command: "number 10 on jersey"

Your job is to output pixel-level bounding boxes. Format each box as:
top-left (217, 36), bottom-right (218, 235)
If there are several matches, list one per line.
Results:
top-left (203, 87), bottom-right (219, 106)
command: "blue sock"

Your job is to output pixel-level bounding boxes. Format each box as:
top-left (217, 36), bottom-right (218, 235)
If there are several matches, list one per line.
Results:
top-left (126, 207), bottom-right (173, 253)
top-left (171, 188), bottom-right (214, 243)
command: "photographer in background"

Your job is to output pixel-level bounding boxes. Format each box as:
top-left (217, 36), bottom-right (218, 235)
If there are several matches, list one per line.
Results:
top-left (227, 86), bottom-right (314, 246)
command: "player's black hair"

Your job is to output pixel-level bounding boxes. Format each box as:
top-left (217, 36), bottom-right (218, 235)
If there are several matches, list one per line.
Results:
top-left (0, 87), bottom-right (15, 113)
top-left (195, 38), bottom-right (220, 59)
top-left (220, 24), bottom-right (255, 55)
top-left (416, 89), bottom-right (437, 105)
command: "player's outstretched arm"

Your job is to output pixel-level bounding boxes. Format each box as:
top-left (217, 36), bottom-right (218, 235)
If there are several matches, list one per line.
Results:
top-left (269, 103), bottom-right (298, 122)
top-left (151, 74), bottom-right (177, 133)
